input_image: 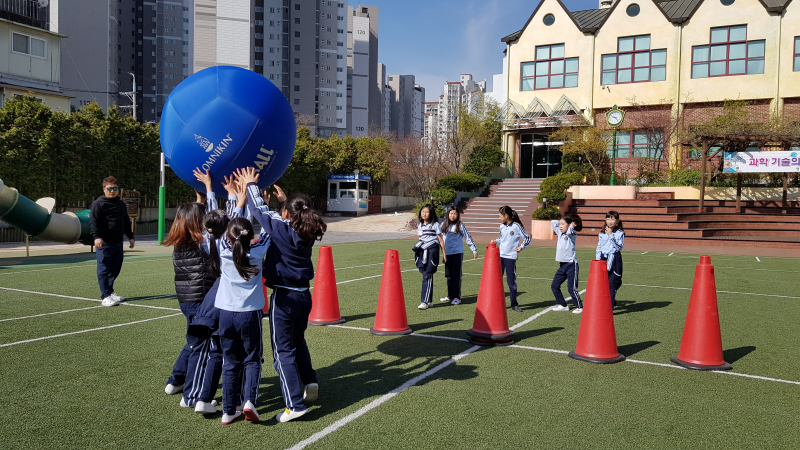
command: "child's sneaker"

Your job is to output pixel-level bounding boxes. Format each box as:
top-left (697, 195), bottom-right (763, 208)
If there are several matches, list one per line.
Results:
top-left (194, 401), bottom-right (217, 415)
top-left (303, 383), bottom-right (319, 403)
top-left (439, 297), bottom-right (450, 303)
top-left (450, 298), bottom-right (461, 305)
top-left (510, 305), bottom-right (522, 313)
top-left (165, 383), bottom-right (183, 395)
top-left (552, 305), bottom-right (569, 312)
top-left (417, 302), bottom-right (429, 310)
top-left (179, 396), bottom-right (191, 408)
top-left (572, 308), bottom-right (583, 314)
top-left (221, 411), bottom-right (242, 425)
top-left (276, 408), bottom-right (308, 423)
top-left (242, 401), bottom-right (259, 422)
top-left (110, 293), bottom-right (125, 302)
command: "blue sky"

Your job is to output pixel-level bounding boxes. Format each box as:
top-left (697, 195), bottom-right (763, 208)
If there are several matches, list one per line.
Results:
top-left (350, 0), bottom-right (600, 100)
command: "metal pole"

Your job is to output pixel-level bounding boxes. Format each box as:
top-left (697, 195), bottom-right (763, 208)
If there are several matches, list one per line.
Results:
top-left (130, 73), bottom-right (137, 121)
top-left (25, 234), bottom-right (29, 257)
top-left (613, 130), bottom-right (618, 184)
top-left (158, 153), bottom-right (166, 244)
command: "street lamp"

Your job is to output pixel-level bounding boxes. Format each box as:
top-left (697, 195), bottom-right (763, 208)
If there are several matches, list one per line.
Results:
top-left (605, 105), bottom-right (625, 186)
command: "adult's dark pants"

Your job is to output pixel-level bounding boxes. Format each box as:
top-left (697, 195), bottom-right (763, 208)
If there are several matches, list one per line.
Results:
top-left (96, 240), bottom-right (123, 299)
top-left (268, 288), bottom-right (317, 412)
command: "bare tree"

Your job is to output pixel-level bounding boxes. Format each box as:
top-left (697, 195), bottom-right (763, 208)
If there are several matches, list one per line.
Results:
top-left (389, 136), bottom-right (455, 201)
top-left (295, 114), bottom-right (318, 137)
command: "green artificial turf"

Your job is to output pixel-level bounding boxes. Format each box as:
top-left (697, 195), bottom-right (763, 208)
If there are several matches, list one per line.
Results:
top-left (0, 240), bottom-right (798, 449)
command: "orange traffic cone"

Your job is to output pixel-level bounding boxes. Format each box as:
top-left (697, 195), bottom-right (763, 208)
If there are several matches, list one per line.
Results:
top-left (466, 241), bottom-right (514, 346)
top-left (371, 249), bottom-right (412, 336)
top-left (569, 259), bottom-right (625, 364)
top-left (262, 278), bottom-right (270, 313)
top-left (671, 255), bottom-right (732, 370)
top-left (309, 246), bottom-right (345, 325)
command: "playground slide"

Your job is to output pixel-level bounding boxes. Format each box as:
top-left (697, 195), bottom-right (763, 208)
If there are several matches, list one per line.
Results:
top-left (0, 179), bottom-right (93, 245)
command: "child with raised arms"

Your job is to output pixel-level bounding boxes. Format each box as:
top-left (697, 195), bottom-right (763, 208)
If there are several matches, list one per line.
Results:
top-left (596, 210), bottom-right (625, 309)
top-left (413, 204), bottom-right (446, 310)
top-left (209, 181), bottom-right (271, 425)
top-left (238, 167), bottom-right (327, 423)
top-left (551, 214), bottom-right (583, 314)
top-left (439, 206), bottom-right (478, 305)
top-left (496, 206), bottom-right (530, 313)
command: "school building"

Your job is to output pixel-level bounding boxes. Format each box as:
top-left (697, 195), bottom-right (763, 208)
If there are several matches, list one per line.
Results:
top-left (498, 0), bottom-right (800, 179)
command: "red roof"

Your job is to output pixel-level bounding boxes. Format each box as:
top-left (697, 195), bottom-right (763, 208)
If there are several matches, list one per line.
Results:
top-left (447, 82), bottom-right (461, 84)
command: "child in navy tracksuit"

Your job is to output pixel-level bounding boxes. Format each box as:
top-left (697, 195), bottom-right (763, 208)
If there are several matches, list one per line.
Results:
top-left (209, 181), bottom-right (270, 425)
top-left (413, 204), bottom-right (446, 310)
top-left (596, 210), bottom-right (625, 309)
top-left (551, 215), bottom-right (583, 314)
top-left (495, 206), bottom-right (531, 313)
top-left (439, 206), bottom-right (478, 306)
top-left (240, 167), bottom-right (327, 423)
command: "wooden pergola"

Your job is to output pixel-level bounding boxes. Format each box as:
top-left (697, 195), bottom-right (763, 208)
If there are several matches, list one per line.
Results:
top-left (679, 132), bottom-right (800, 213)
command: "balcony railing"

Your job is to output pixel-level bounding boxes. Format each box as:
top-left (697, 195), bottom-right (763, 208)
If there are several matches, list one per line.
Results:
top-left (0, 0), bottom-right (49, 30)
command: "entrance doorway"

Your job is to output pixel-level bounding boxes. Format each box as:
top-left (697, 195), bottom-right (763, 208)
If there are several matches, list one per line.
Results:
top-left (519, 133), bottom-right (563, 178)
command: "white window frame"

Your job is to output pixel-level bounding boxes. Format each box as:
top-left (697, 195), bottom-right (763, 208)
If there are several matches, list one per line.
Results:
top-left (11, 31), bottom-right (47, 59)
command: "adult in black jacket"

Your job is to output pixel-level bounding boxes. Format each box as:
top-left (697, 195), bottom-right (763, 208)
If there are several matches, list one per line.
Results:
top-left (90, 176), bottom-right (134, 307)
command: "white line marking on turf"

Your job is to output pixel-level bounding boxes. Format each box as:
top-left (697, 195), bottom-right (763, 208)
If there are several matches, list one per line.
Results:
top-left (286, 345), bottom-right (482, 450)
top-left (0, 313), bottom-right (182, 348)
top-left (333, 269), bottom-right (418, 286)
top-left (756, 257), bottom-right (761, 262)
top-left (411, 333), bottom-right (470, 343)
top-left (625, 283), bottom-right (800, 300)
top-left (711, 370), bottom-right (800, 385)
top-left (0, 306), bottom-right (104, 322)
top-left (0, 287), bottom-right (181, 312)
top-left (335, 260), bottom-right (414, 271)
top-left (327, 325), bottom-right (370, 331)
top-left (509, 344), bottom-right (569, 355)
top-left (668, 253), bottom-right (674, 256)
top-left (641, 251), bottom-right (649, 254)
top-left (510, 306), bottom-right (555, 331)
top-left (0, 258), bottom-right (167, 276)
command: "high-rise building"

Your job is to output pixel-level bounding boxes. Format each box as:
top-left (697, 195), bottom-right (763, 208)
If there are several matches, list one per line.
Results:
top-left (0, 0), bottom-right (70, 110)
top-left (117, 0), bottom-right (193, 122)
top-left (51, 0), bottom-right (118, 112)
top-left (425, 74), bottom-right (486, 143)
top-left (347, 4), bottom-right (378, 137)
top-left (387, 74), bottom-right (424, 140)
top-left (377, 62), bottom-right (390, 133)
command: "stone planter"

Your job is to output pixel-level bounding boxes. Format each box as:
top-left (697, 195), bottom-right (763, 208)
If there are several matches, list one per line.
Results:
top-left (531, 219), bottom-right (555, 240)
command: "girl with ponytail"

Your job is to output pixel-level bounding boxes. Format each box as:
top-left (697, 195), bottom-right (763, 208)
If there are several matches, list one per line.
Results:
top-left (237, 167), bottom-right (325, 424)
top-left (208, 182), bottom-right (272, 425)
top-left (551, 214), bottom-right (583, 314)
top-left (495, 205), bottom-right (531, 313)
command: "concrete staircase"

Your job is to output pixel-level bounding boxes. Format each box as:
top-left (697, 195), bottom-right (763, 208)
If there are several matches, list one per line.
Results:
top-left (460, 178), bottom-right (544, 241)
top-left (570, 199), bottom-right (800, 249)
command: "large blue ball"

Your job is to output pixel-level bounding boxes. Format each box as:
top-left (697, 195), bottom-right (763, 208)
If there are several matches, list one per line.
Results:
top-left (160, 66), bottom-right (296, 198)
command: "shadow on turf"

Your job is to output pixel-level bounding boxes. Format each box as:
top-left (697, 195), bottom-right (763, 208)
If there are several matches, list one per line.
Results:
top-left (617, 340), bottom-right (660, 357)
top-left (512, 327), bottom-right (564, 341)
top-left (0, 252), bottom-right (98, 268)
top-left (723, 346), bottom-right (757, 364)
top-left (250, 342), bottom-right (481, 423)
top-left (613, 300), bottom-right (671, 314)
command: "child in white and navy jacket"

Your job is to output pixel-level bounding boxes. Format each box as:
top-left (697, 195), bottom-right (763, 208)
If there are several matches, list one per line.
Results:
top-left (596, 210), bottom-right (625, 309)
top-left (240, 167), bottom-right (327, 424)
top-left (551, 214), bottom-right (583, 314)
top-left (413, 204), bottom-right (446, 310)
top-left (439, 206), bottom-right (478, 306)
top-left (208, 183), bottom-right (271, 425)
top-left (495, 206), bottom-right (531, 313)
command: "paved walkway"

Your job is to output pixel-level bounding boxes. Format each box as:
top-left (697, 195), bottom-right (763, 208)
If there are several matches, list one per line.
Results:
top-left (0, 212), bottom-right (419, 261)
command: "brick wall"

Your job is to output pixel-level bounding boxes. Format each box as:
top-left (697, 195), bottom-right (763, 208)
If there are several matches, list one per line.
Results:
top-left (783, 97), bottom-right (800, 122)
top-left (683, 99), bottom-right (772, 126)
